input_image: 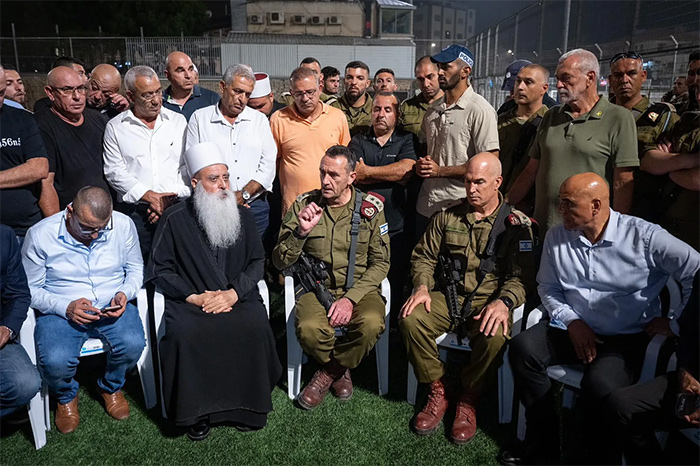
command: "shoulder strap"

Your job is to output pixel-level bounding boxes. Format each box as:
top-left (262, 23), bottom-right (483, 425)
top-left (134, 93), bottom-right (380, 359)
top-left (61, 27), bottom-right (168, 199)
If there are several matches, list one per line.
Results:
top-left (459, 202), bottom-right (512, 314)
top-left (345, 189), bottom-right (364, 290)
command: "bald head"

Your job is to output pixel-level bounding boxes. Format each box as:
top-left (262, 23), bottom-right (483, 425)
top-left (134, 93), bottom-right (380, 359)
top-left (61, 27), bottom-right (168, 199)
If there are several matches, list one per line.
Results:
top-left (165, 51), bottom-right (195, 93)
top-left (466, 152), bottom-right (502, 178)
top-left (88, 64), bottom-right (121, 109)
top-left (47, 66), bottom-right (81, 88)
top-left (73, 186), bottom-right (113, 222)
top-left (558, 172), bottom-right (610, 235)
top-left (464, 153), bottom-right (503, 211)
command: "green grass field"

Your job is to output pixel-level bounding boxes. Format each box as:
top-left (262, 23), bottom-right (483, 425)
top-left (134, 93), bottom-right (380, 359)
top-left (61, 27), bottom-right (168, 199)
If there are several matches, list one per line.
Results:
top-left (1, 287), bottom-right (520, 465)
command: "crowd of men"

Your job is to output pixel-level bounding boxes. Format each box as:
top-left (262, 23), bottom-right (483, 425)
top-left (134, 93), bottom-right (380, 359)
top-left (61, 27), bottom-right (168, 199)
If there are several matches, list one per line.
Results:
top-left (0, 44), bottom-right (698, 463)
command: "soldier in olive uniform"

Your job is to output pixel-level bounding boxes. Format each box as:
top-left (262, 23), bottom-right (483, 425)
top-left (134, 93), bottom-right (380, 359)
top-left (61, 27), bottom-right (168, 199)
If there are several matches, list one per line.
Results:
top-left (608, 51), bottom-right (679, 221)
top-left (641, 103), bottom-right (700, 251)
top-left (331, 61), bottom-right (373, 137)
top-left (400, 153), bottom-right (534, 445)
top-left (272, 145), bottom-right (391, 410)
top-left (400, 56), bottom-right (445, 137)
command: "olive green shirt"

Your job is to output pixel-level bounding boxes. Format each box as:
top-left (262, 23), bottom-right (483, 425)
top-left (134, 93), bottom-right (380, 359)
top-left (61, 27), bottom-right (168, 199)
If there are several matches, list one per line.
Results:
top-left (530, 97), bottom-right (639, 232)
top-left (411, 196), bottom-right (535, 312)
top-left (272, 189), bottom-right (391, 304)
top-left (331, 93), bottom-right (373, 137)
top-left (624, 96), bottom-right (678, 220)
top-left (642, 111), bottom-right (700, 250)
top-left (399, 93), bottom-right (431, 137)
top-left (497, 105), bottom-right (549, 192)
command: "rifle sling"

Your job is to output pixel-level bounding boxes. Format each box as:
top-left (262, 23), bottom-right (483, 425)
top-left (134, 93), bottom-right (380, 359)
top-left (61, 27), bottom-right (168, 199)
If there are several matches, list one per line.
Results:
top-left (345, 189), bottom-right (363, 290)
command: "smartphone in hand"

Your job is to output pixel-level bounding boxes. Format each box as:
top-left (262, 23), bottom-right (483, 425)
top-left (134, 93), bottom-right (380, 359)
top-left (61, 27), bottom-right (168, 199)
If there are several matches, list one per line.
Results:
top-left (675, 392), bottom-right (700, 418)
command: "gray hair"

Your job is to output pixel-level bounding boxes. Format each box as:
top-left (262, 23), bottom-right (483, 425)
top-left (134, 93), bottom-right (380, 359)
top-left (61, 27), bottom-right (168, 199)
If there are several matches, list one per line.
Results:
top-left (222, 64), bottom-right (254, 86)
top-left (559, 48), bottom-right (600, 80)
top-left (124, 65), bottom-right (159, 92)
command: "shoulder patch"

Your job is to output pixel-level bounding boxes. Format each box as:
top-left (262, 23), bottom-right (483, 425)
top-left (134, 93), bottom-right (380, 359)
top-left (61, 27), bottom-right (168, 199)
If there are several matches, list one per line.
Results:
top-left (644, 102), bottom-right (676, 126)
top-left (507, 210), bottom-right (532, 227)
top-left (361, 192), bottom-right (385, 220)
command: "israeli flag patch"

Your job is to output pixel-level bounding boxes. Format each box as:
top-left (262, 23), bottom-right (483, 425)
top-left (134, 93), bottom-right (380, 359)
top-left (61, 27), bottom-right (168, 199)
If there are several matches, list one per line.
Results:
top-left (380, 223), bottom-right (389, 236)
top-left (519, 240), bottom-right (533, 252)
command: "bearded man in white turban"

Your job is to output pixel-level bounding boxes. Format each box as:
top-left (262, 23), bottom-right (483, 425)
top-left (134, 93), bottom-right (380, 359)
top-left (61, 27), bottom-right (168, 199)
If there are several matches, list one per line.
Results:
top-left (147, 142), bottom-right (281, 441)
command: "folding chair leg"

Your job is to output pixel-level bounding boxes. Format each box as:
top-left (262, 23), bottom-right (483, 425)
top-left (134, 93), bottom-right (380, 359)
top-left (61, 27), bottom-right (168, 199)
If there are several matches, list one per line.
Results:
top-left (27, 390), bottom-right (47, 449)
top-left (407, 361), bottom-right (418, 405)
top-left (498, 348), bottom-right (515, 424)
top-left (42, 384), bottom-right (51, 432)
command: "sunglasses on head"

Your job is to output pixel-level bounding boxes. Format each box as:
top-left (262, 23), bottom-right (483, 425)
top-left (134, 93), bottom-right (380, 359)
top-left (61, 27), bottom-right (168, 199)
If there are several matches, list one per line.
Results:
top-left (610, 51), bottom-right (643, 65)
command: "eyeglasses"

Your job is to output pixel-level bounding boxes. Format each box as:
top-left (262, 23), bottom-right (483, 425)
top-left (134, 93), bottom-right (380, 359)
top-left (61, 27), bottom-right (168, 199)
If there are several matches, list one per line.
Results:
top-left (69, 210), bottom-right (112, 236)
top-left (291, 89), bottom-right (317, 99)
top-left (51, 85), bottom-right (88, 96)
top-left (610, 51), bottom-right (642, 65)
top-left (139, 89), bottom-right (163, 102)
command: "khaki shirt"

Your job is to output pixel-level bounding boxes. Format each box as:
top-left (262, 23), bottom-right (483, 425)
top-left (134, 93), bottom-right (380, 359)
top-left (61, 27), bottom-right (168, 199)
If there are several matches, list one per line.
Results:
top-left (272, 189), bottom-right (391, 304)
top-left (417, 86), bottom-right (500, 218)
top-left (643, 111), bottom-right (700, 250)
top-left (497, 105), bottom-right (548, 192)
top-left (331, 93), bottom-right (373, 137)
top-left (411, 196), bottom-right (534, 312)
top-left (399, 93), bottom-right (431, 137)
top-left (530, 97), bottom-right (639, 232)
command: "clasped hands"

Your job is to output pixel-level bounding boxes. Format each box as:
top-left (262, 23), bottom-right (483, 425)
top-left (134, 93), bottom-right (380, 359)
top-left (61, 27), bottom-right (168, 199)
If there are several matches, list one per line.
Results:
top-left (187, 289), bottom-right (239, 314)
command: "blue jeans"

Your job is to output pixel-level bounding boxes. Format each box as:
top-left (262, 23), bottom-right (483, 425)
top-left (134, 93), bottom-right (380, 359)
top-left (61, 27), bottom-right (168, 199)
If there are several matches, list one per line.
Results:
top-left (248, 197), bottom-right (270, 238)
top-left (0, 342), bottom-right (42, 417)
top-left (35, 303), bottom-right (145, 404)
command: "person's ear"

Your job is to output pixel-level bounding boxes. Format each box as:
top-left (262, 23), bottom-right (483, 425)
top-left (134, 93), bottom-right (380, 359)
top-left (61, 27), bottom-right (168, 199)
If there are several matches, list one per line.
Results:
top-left (591, 198), bottom-right (602, 215)
top-left (191, 178), bottom-right (198, 190)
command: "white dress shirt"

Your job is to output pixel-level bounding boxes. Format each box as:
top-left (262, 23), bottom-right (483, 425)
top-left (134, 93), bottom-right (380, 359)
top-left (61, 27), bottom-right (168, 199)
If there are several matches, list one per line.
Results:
top-left (21, 209), bottom-right (144, 319)
top-left (103, 107), bottom-right (190, 204)
top-left (186, 104), bottom-right (277, 192)
top-left (537, 209), bottom-right (700, 335)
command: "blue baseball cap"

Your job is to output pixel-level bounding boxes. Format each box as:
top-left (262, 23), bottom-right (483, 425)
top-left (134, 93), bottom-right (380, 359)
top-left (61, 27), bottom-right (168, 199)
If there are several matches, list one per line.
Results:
top-left (431, 44), bottom-right (474, 68)
top-left (501, 59), bottom-right (532, 91)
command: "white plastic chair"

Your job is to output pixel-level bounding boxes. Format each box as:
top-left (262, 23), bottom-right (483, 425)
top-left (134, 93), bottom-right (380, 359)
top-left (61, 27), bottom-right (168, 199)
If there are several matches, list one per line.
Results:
top-left (516, 277), bottom-right (682, 440)
top-left (142, 280), bottom-right (271, 419)
top-left (18, 288), bottom-right (150, 450)
top-left (284, 276), bottom-right (391, 400)
top-left (405, 303), bottom-right (525, 424)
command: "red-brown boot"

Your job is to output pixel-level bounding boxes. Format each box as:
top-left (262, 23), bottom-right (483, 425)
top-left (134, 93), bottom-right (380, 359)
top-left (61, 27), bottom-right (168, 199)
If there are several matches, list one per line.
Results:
top-left (331, 368), bottom-right (353, 400)
top-left (450, 390), bottom-right (477, 445)
top-left (297, 359), bottom-right (346, 410)
top-left (413, 378), bottom-right (449, 435)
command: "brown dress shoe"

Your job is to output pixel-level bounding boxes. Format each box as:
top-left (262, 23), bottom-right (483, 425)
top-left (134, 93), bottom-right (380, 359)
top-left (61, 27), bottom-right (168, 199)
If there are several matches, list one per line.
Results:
top-left (56, 397), bottom-right (80, 434)
top-left (100, 389), bottom-right (130, 420)
top-left (450, 392), bottom-right (477, 445)
top-left (413, 378), bottom-right (449, 435)
top-left (331, 368), bottom-right (353, 400)
top-left (297, 359), bottom-right (346, 410)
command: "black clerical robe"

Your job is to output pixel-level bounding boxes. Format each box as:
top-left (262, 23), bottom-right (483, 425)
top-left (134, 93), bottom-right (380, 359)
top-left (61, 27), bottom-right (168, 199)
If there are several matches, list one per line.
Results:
top-left (147, 199), bottom-right (281, 428)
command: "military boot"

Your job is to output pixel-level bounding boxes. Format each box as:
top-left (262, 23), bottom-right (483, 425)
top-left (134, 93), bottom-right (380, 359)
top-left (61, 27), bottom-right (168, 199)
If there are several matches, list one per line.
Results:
top-left (413, 377), bottom-right (449, 435)
top-left (297, 359), bottom-right (346, 410)
top-left (450, 390), bottom-right (477, 445)
top-left (331, 368), bottom-right (353, 400)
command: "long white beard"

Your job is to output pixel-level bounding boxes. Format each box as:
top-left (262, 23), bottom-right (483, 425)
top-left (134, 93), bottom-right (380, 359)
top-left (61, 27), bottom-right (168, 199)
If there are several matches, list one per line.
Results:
top-left (193, 183), bottom-right (242, 249)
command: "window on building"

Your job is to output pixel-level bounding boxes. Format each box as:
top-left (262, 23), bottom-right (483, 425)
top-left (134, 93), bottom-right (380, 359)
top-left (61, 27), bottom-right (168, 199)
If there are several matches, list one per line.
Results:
top-left (469, 10), bottom-right (474, 19)
top-left (457, 33), bottom-right (463, 39)
top-left (434, 14), bottom-right (441, 22)
top-left (381, 9), bottom-right (412, 35)
top-left (457, 17), bottom-right (464, 25)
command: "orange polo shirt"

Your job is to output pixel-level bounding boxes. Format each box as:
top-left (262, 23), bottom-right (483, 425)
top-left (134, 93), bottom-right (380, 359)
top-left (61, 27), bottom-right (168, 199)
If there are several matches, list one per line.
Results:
top-left (271, 102), bottom-right (351, 215)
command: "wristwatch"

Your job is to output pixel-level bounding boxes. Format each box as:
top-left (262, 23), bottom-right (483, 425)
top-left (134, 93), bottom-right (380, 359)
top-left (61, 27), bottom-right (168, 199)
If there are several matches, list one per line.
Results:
top-left (499, 296), bottom-right (515, 310)
top-left (241, 190), bottom-right (251, 202)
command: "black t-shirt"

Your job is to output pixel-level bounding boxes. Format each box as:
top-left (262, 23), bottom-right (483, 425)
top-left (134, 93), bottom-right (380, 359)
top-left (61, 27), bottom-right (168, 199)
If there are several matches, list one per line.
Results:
top-left (36, 108), bottom-right (109, 209)
top-left (348, 128), bottom-right (418, 235)
top-left (0, 105), bottom-right (49, 236)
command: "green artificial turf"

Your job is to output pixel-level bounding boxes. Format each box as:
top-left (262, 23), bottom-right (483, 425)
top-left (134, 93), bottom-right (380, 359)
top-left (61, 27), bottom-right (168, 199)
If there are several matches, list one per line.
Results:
top-left (0, 287), bottom-right (516, 465)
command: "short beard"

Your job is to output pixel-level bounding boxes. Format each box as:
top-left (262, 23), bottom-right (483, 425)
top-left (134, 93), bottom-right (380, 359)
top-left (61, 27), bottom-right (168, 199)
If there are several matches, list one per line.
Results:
top-left (192, 183), bottom-right (242, 249)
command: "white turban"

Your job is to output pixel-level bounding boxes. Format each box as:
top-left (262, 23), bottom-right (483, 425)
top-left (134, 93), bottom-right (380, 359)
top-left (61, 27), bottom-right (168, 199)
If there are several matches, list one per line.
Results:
top-left (184, 142), bottom-right (228, 178)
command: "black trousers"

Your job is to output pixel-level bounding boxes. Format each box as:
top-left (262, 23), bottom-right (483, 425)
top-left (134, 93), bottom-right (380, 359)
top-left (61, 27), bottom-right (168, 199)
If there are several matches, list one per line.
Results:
top-left (607, 372), bottom-right (678, 464)
top-left (510, 320), bottom-right (650, 449)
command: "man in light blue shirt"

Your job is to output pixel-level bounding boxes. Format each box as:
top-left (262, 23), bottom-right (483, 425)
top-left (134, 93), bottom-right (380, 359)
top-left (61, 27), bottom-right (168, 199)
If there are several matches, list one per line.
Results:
top-left (500, 172), bottom-right (699, 465)
top-left (21, 186), bottom-right (145, 435)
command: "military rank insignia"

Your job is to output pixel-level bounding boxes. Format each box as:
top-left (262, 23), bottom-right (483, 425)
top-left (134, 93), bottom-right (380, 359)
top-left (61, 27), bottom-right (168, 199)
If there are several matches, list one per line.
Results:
top-left (648, 112), bottom-right (659, 122)
top-left (361, 192), bottom-right (385, 220)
